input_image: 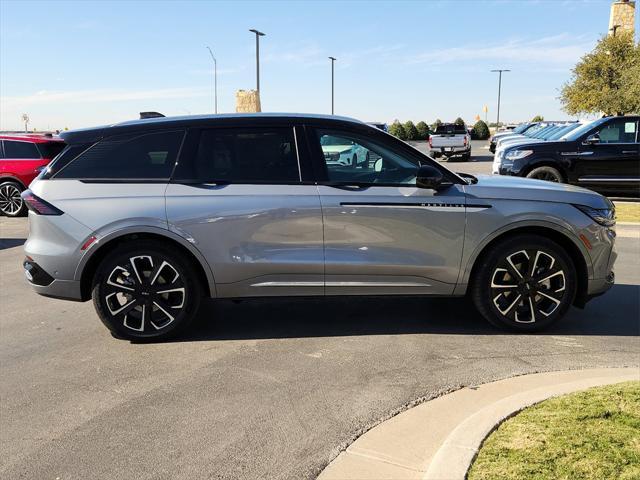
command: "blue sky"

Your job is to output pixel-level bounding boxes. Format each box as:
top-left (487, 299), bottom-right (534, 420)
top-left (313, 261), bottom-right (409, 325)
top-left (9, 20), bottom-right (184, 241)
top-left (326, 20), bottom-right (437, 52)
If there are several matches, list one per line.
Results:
top-left (1, 0), bottom-right (638, 130)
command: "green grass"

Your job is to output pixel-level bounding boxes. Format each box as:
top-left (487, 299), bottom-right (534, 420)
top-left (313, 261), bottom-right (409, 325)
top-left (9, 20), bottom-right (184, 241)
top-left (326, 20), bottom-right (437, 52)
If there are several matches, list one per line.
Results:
top-left (468, 381), bottom-right (640, 480)
top-left (615, 202), bottom-right (640, 223)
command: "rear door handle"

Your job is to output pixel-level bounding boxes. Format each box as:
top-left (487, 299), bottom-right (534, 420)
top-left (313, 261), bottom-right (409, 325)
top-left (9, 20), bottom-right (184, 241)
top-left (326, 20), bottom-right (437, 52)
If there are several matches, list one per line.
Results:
top-left (622, 150), bottom-right (638, 154)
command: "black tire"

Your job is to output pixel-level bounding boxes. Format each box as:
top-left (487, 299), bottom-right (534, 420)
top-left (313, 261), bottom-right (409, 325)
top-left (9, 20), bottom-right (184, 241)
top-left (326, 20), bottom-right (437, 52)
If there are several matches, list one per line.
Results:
top-left (470, 234), bottom-right (577, 332)
top-left (461, 152), bottom-right (471, 162)
top-left (91, 241), bottom-right (203, 341)
top-left (526, 166), bottom-right (564, 183)
top-left (0, 181), bottom-right (27, 217)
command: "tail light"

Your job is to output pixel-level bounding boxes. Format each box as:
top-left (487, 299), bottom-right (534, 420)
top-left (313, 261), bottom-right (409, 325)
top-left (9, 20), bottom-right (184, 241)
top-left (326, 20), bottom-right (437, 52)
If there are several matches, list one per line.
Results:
top-left (428, 137), bottom-right (432, 148)
top-left (21, 190), bottom-right (64, 215)
top-left (463, 136), bottom-right (468, 146)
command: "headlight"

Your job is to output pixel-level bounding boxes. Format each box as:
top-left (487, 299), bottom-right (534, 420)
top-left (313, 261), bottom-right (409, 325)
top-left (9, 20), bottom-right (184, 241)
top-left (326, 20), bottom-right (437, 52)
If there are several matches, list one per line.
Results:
top-left (574, 204), bottom-right (616, 227)
top-left (504, 149), bottom-right (533, 161)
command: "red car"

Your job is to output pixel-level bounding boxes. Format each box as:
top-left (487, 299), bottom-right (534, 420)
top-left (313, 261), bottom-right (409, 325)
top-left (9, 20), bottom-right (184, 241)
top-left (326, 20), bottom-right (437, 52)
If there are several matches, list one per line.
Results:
top-left (0, 134), bottom-right (65, 216)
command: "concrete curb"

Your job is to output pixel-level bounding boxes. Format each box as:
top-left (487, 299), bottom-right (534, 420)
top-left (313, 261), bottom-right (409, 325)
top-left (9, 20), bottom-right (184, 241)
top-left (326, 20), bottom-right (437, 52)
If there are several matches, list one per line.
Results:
top-left (318, 368), bottom-right (639, 480)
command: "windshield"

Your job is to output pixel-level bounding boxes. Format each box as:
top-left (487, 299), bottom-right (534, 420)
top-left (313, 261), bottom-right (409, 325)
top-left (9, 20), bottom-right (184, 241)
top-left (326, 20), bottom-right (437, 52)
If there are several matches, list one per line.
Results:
top-left (561, 118), bottom-right (607, 141)
top-left (512, 123), bottom-right (530, 134)
top-left (547, 123), bottom-right (580, 140)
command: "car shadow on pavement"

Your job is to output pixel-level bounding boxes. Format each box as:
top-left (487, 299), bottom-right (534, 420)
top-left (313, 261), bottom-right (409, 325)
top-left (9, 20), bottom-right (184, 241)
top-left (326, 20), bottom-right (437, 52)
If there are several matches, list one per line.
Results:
top-left (0, 238), bottom-right (25, 250)
top-left (173, 283), bottom-right (640, 342)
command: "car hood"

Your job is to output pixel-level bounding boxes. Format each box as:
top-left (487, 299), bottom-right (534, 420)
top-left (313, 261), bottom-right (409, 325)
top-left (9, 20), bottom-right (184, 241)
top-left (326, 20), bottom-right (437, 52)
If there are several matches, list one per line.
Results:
top-left (322, 145), bottom-right (352, 153)
top-left (463, 174), bottom-right (611, 209)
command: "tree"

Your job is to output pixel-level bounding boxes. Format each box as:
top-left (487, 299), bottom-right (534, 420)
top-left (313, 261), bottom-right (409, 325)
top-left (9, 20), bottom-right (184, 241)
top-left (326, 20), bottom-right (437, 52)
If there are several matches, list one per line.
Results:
top-left (416, 121), bottom-right (430, 140)
top-left (472, 120), bottom-right (490, 140)
top-left (560, 32), bottom-right (640, 116)
top-left (454, 117), bottom-right (465, 126)
top-left (531, 115), bottom-right (544, 122)
top-left (403, 120), bottom-right (419, 141)
top-left (431, 118), bottom-right (442, 131)
top-left (388, 120), bottom-right (407, 140)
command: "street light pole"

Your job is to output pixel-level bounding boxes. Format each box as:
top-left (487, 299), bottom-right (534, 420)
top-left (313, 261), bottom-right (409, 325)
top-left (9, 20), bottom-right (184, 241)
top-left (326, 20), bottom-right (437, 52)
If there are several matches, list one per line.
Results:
top-left (249, 29), bottom-right (265, 93)
top-left (490, 69), bottom-right (510, 128)
top-left (329, 57), bottom-right (336, 115)
top-left (206, 46), bottom-right (218, 114)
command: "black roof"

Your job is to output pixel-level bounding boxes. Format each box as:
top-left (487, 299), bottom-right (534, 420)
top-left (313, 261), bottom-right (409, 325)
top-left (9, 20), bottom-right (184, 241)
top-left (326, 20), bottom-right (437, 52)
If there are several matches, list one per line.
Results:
top-left (60, 113), bottom-right (368, 144)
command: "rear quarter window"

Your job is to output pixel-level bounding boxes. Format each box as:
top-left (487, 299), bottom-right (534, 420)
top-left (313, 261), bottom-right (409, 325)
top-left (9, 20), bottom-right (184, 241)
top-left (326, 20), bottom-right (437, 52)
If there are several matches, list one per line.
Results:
top-left (55, 130), bottom-right (184, 180)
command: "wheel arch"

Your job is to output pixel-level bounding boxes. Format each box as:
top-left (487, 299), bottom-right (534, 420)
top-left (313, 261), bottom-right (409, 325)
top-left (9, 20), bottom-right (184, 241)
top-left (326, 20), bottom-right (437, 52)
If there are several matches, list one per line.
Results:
top-left (520, 159), bottom-right (567, 181)
top-left (0, 175), bottom-right (27, 189)
top-left (78, 228), bottom-right (216, 301)
top-left (463, 223), bottom-right (590, 308)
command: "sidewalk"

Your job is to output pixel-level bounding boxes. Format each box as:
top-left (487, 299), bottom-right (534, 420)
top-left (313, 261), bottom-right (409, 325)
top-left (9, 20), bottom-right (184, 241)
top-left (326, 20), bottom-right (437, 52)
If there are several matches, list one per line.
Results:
top-left (318, 367), bottom-right (639, 480)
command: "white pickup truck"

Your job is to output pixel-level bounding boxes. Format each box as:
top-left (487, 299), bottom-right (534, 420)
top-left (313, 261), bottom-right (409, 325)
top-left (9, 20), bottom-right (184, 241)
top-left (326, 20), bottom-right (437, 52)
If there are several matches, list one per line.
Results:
top-left (428, 123), bottom-right (471, 161)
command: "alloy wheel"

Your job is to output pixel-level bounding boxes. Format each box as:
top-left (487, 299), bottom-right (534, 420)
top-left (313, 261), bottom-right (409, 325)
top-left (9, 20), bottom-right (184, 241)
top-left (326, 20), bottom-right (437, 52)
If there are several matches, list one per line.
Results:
top-left (490, 249), bottom-right (567, 324)
top-left (103, 255), bottom-right (186, 333)
top-left (0, 184), bottom-right (23, 216)
top-left (531, 171), bottom-right (561, 182)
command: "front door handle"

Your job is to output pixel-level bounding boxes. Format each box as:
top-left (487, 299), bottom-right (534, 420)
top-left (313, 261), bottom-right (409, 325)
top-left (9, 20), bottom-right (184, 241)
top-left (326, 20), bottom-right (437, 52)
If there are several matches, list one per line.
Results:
top-left (622, 150), bottom-right (638, 155)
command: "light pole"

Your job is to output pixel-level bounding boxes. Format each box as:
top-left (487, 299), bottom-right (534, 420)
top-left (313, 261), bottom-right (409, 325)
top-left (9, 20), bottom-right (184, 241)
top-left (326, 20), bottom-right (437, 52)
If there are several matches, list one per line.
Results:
top-left (329, 56), bottom-right (336, 114)
top-left (249, 29), bottom-right (265, 94)
top-left (490, 69), bottom-right (510, 128)
top-left (206, 46), bottom-right (218, 114)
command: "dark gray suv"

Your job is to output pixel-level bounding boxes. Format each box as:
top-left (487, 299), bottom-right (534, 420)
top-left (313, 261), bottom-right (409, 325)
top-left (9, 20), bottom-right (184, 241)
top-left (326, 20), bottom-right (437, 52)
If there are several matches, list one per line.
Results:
top-left (22, 114), bottom-right (616, 340)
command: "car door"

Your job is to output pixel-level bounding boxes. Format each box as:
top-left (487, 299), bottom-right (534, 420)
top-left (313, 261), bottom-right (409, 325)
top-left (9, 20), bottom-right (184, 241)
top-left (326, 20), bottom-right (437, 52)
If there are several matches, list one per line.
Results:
top-left (575, 118), bottom-right (639, 193)
top-left (166, 125), bottom-right (324, 298)
top-left (308, 125), bottom-right (467, 296)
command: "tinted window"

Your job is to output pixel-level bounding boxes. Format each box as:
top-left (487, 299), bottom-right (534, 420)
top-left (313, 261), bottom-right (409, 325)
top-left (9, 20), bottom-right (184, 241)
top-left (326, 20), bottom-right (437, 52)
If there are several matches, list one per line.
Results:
top-left (435, 124), bottom-right (466, 134)
top-left (176, 128), bottom-right (299, 183)
top-left (596, 119), bottom-right (637, 144)
top-left (3, 140), bottom-right (40, 159)
top-left (56, 130), bottom-right (183, 179)
top-left (36, 142), bottom-right (66, 159)
top-left (317, 130), bottom-right (418, 185)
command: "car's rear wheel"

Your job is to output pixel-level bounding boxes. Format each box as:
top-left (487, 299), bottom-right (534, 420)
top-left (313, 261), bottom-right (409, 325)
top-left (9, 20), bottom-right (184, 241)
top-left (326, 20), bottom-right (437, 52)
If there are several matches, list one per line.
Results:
top-left (526, 166), bottom-right (564, 183)
top-left (471, 234), bottom-right (577, 332)
top-left (0, 181), bottom-right (26, 217)
top-left (92, 241), bottom-right (202, 341)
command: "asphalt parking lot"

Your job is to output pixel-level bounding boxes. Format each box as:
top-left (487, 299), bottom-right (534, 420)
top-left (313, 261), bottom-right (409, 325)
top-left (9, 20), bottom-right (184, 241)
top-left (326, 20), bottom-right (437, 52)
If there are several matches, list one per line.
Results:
top-left (1, 170), bottom-right (639, 479)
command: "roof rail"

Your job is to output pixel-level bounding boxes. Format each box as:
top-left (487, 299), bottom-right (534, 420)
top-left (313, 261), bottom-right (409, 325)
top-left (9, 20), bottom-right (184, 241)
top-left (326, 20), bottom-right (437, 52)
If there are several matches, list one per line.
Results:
top-left (139, 111), bottom-right (165, 119)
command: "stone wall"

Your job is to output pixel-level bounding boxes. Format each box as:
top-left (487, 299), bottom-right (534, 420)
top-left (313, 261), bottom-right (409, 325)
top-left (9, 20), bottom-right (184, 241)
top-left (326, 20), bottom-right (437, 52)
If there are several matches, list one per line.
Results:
top-left (609, 0), bottom-right (636, 36)
top-left (235, 89), bottom-right (261, 113)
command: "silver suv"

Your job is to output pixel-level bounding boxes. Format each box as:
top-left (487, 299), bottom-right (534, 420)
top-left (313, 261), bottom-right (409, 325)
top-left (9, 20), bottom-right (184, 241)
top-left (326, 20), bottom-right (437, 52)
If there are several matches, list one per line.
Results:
top-left (22, 114), bottom-right (616, 340)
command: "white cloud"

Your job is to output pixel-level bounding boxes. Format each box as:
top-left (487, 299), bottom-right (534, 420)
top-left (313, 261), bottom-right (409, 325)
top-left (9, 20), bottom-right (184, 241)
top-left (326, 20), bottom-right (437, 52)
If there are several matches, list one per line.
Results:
top-left (2, 87), bottom-right (210, 108)
top-left (404, 33), bottom-right (595, 67)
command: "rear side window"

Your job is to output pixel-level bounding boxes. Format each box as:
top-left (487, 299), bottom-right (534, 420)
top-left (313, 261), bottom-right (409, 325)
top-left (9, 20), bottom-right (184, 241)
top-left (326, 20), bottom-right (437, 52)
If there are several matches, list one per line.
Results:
top-left (3, 140), bottom-right (41, 159)
top-left (36, 142), bottom-right (66, 159)
top-left (175, 128), bottom-right (300, 183)
top-left (56, 130), bottom-right (183, 180)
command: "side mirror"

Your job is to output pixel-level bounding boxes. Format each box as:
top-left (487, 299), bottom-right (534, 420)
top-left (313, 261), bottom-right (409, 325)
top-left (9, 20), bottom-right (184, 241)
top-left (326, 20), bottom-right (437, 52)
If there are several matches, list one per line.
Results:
top-left (416, 164), bottom-right (444, 190)
top-left (583, 133), bottom-right (600, 145)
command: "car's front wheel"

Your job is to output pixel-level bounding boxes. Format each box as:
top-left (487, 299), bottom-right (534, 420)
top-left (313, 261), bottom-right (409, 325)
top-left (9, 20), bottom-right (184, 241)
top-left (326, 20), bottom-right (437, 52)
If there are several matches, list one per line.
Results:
top-left (0, 181), bottom-right (26, 217)
top-left (471, 234), bottom-right (577, 332)
top-left (526, 166), bottom-right (564, 183)
top-left (92, 241), bottom-right (202, 341)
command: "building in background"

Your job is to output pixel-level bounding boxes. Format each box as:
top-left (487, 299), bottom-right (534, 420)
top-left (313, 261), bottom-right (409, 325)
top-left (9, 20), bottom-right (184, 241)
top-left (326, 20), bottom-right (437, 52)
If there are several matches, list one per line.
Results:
top-left (608, 0), bottom-right (636, 36)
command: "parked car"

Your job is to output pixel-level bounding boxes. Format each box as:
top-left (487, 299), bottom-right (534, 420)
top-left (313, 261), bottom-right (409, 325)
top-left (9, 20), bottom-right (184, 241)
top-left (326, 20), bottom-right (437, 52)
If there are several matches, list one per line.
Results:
top-left (367, 122), bottom-right (388, 132)
top-left (0, 134), bottom-right (65, 216)
top-left (23, 113), bottom-right (616, 340)
top-left (429, 123), bottom-right (471, 161)
top-left (490, 123), bottom-right (537, 153)
top-left (494, 116), bottom-right (640, 196)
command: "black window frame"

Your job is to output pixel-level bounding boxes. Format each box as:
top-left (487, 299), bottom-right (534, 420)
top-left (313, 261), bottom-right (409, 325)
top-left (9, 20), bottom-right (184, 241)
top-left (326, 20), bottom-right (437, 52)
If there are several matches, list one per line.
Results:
top-left (170, 125), bottom-right (312, 185)
top-left (591, 118), bottom-right (639, 145)
top-left (2, 139), bottom-right (42, 160)
top-left (305, 124), bottom-right (462, 187)
top-left (53, 129), bottom-right (186, 182)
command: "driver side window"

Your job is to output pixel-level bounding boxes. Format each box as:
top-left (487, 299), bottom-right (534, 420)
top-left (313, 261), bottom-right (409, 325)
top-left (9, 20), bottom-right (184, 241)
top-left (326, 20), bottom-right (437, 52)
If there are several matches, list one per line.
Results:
top-left (317, 130), bottom-right (418, 185)
top-left (595, 119), bottom-right (637, 144)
